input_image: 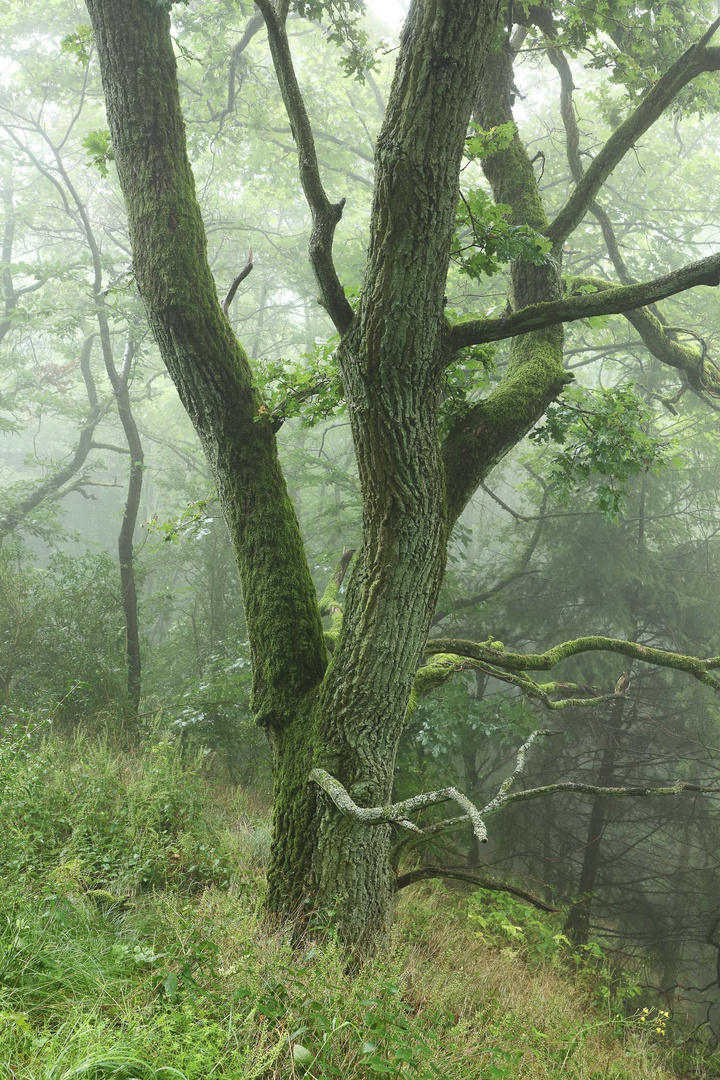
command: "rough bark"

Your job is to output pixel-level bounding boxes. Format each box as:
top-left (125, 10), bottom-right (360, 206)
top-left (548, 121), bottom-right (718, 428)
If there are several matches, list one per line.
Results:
top-left (84, 0), bottom-right (720, 953)
top-left (84, 0), bottom-right (327, 725)
top-left (443, 40), bottom-right (568, 521)
top-left (266, 0), bottom-right (501, 949)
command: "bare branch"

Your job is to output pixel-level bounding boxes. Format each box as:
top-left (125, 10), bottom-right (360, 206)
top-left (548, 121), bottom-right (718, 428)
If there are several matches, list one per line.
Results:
top-left (543, 35), bottom-right (720, 402)
top-left (395, 866), bottom-right (560, 911)
top-left (210, 11), bottom-right (265, 128)
top-left (432, 484), bottom-right (549, 625)
top-left (497, 779), bottom-right (720, 808)
top-left (547, 20), bottom-right (720, 247)
top-left (222, 247), bottom-right (254, 317)
top-left (255, 0), bottom-right (353, 333)
top-left (308, 768), bottom-right (488, 844)
top-left (480, 730), bottom-right (556, 814)
top-left (392, 730), bottom-right (719, 878)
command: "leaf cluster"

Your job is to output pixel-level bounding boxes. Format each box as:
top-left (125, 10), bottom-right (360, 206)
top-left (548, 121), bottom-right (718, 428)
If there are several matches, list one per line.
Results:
top-left (452, 188), bottom-right (551, 280)
top-left (530, 385), bottom-right (671, 518)
top-left (291, 0), bottom-right (379, 81)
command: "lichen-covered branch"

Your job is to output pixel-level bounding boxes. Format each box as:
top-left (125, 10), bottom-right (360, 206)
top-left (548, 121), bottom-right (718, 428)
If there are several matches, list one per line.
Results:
top-left (392, 728), bottom-right (719, 881)
top-left (308, 768), bottom-right (488, 844)
top-left (426, 635), bottom-right (720, 692)
top-left (449, 254), bottom-right (720, 349)
top-left (442, 34), bottom-right (567, 523)
top-left (480, 730), bottom-right (554, 815)
top-left (497, 780), bottom-right (720, 808)
top-left (568, 276), bottom-right (720, 399)
top-left (255, 0), bottom-right (353, 333)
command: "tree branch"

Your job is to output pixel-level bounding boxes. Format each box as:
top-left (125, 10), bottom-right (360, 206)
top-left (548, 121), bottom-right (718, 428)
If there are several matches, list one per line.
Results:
top-left (308, 768), bottom-right (489, 844)
top-left (432, 484), bottom-right (548, 625)
top-left (395, 866), bottom-right (560, 911)
top-left (544, 32), bottom-right (720, 402)
top-left (449, 254), bottom-right (720, 349)
top-left (222, 247), bottom-right (254, 316)
top-left (547, 20), bottom-right (720, 247)
top-left (255, 0), bottom-right (353, 333)
top-left (496, 779), bottom-right (720, 808)
top-left (426, 635), bottom-right (720, 692)
top-left (568, 276), bottom-right (720, 398)
top-left (0, 335), bottom-right (107, 541)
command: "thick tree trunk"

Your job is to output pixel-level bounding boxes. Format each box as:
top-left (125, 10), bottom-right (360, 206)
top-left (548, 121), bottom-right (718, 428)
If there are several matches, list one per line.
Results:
top-left (265, 0), bottom-right (500, 949)
top-left (86, 0), bottom-right (512, 953)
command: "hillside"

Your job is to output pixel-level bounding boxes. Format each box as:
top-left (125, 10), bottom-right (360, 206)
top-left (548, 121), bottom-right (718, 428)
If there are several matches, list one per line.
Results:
top-left (0, 729), bottom-right (710, 1080)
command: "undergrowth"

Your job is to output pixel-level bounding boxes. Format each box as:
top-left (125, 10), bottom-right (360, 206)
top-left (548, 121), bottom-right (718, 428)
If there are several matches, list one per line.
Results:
top-left (0, 721), bottom-right (716, 1079)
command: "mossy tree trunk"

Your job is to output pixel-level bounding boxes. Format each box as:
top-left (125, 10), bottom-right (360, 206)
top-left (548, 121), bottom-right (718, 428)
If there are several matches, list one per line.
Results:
top-left (84, 0), bottom-right (720, 952)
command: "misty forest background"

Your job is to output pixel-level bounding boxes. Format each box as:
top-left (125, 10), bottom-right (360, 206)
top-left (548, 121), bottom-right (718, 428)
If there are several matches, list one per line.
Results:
top-left (4, 0), bottom-right (720, 1077)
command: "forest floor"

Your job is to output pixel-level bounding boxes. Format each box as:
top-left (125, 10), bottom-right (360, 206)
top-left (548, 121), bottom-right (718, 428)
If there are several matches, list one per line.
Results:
top-left (0, 727), bottom-right (715, 1080)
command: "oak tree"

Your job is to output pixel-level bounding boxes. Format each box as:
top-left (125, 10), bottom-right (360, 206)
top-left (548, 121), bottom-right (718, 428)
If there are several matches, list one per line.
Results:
top-left (82, 0), bottom-right (720, 951)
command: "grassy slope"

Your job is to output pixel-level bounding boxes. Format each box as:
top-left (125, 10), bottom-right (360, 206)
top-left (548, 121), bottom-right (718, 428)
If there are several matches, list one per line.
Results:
top-left (0, 731), bottom-right (709, 1079)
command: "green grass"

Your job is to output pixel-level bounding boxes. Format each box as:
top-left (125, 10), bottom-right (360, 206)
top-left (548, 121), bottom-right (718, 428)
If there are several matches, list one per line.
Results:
top-left (0, 726), bottom-right (714, 1079)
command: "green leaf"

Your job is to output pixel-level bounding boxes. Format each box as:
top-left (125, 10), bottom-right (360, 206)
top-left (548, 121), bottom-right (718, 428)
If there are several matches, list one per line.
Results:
top-left (163, 971), bottom-right (179, 1001)
top-left (292, 1043), bottom-right (313, 1066)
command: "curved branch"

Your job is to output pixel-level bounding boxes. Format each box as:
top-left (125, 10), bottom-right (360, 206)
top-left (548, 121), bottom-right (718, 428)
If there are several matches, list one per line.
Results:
top-left (308, 768), bottom-right (488, 844)
top-left (480, 729), bottom-right (555, 814)
top-left (426, 635), bottom-right (720, 691)
top-left (395, 866), bottom-right (559, 911)
top-left (222, 247), bottom-right (254, 316)
top-left (210, 10), bottom-right (265, 127)
top-left (544, 36), bottom-right (720, 402)
top-left (255, 0), bottom-right (353, 333)
top-left (568, 276), bottom-right (720, 398)
top-left (0, 335), bottom-right (107, 542)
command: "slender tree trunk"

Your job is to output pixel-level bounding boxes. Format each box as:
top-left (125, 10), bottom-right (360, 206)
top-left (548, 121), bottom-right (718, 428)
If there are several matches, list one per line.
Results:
top-left (103, 338), bottom-right (144, 710)
top-left (0, 168), bottom-right (17, 345)
top-left (564, 694), bottom-right (628, 945)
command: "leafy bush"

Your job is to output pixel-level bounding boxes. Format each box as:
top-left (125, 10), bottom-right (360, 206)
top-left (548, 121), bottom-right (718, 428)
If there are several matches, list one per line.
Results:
top-left (0, 727), bottom-right (240, 895)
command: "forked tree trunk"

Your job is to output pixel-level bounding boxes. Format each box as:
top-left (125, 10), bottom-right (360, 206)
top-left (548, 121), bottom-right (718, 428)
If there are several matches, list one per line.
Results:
top-left (84, 0), bottom-right (511, 951)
